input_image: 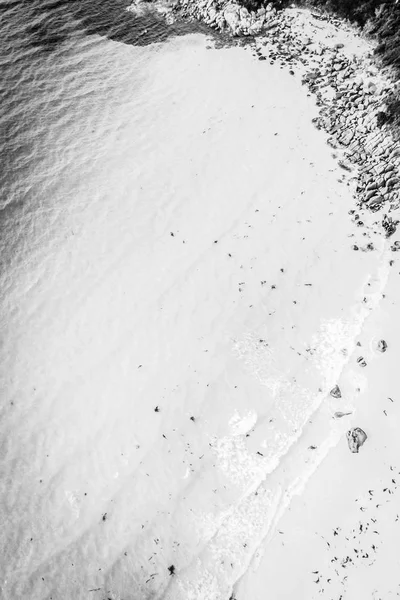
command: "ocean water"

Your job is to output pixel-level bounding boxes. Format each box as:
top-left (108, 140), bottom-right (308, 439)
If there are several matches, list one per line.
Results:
top-left (0, 3), bottom-right (215, 598)
top-left (0, 0), bottom-right (206, 229)
top-left (0, 2), bottom-right (388, 599)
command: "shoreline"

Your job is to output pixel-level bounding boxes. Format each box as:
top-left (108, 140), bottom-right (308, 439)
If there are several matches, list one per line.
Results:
top-left (2, 3), bottom-right (400, 598)
top-left (129, 3), bottom-right (400, 598)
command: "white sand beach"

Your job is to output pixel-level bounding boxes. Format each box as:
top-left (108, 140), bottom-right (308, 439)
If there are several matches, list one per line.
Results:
top-left (1, 9), bottom-right (399, 600)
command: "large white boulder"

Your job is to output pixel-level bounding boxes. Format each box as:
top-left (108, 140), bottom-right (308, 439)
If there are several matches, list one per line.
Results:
top-left (223, 3), bottom-right (240, 30)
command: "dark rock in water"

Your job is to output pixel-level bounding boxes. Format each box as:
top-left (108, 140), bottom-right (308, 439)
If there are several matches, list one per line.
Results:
top-left (347, 427), bottom-right (367, 453)
top-left (330, 384), bottom-right (342, 398)
top-left (377, 339), bottom-right (388, 352)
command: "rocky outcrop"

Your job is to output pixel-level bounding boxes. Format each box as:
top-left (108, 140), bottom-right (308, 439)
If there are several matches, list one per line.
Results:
top-left (170, 0), bottom-right (282, 35)
top-left (297, 37), bottom-right (400, 219)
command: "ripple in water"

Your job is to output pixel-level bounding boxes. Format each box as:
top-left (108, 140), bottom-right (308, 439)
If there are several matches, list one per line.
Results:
top-left (0, 0), bottom-right (212, 273)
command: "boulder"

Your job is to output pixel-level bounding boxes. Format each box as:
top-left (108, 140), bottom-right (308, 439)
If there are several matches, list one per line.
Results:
top-left (386, 177), bottom-right (399, 189)
top-left (365, 189), bottom-right (378, 202)
top-left (223, 4), bottom-right (240, 30)
top-left (368, 196), bottom-right (385, 212)
top-left (366, 82), bottom-right (377, 94)
top-left (347, 427), bottom-right (367, 453)
top-left (248, 20), bottom-right (264, 34)
top-left (207, 7), bottom-right (217, 23)
top-left (240, 16), bottom-right (251, 29)
top-left (377, 339), bottom-right (388, 352)
top-left (340, 129), bottom-right (355, 146)
top-left (330, 384), bottom-right (342, 398)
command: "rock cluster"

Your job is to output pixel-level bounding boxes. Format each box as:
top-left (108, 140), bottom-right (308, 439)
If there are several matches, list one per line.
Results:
top-left (172, 0), bottom-right (281, 35)
top-left (167, 0), bottom-right (400, 236)
top-left (302, 49), bottom-right (400, 218)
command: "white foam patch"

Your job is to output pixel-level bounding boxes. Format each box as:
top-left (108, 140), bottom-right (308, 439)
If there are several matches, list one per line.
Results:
top-left (228, 410), bottom-right (258, 436)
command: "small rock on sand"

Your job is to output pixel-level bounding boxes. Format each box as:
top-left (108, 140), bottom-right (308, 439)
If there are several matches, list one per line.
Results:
top-left (347, 427), bottom-right (367, 453)
top-left (330, 384), bottom-right (342, 398)
top-left (377, 339), bottom-right (388, 352)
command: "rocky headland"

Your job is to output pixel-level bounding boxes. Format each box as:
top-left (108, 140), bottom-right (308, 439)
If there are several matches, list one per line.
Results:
top-left (129, 0), bottom-right (400, 243)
